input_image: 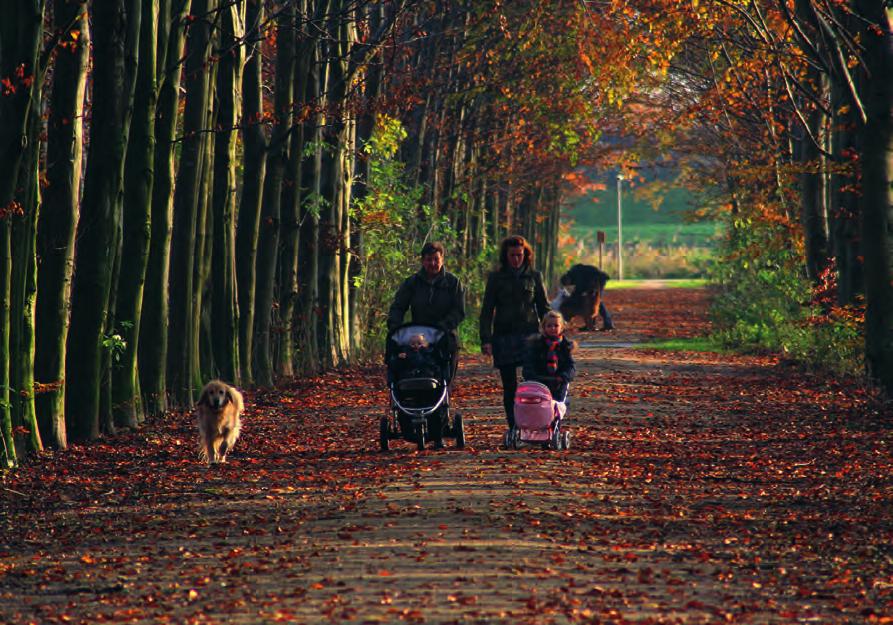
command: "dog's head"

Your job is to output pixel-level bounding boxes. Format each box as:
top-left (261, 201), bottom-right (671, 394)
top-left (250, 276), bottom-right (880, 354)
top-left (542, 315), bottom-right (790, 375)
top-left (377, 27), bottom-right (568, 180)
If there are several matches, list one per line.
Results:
top-left (198, 380), bottom-right (235, 410)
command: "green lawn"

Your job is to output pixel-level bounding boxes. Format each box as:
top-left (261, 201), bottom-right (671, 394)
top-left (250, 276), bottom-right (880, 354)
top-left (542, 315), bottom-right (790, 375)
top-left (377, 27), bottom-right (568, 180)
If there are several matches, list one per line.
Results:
top-left (634, 336), bottom-right (728, 352)
top-left (570, 222), bottom-right (723, 248)
top-left (606, 279), bottom-right (708, 289)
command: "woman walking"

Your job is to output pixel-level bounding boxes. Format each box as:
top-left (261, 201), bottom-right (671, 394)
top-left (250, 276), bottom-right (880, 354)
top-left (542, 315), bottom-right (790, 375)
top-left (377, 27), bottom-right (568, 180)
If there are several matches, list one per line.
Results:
top-left (479, 235), bottom-right (550, 431)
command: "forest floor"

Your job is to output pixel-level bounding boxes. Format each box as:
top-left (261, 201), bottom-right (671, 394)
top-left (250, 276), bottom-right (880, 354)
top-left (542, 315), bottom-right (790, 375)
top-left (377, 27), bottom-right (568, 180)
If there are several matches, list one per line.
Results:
top-left (2, 288), bottom-right (892, 625)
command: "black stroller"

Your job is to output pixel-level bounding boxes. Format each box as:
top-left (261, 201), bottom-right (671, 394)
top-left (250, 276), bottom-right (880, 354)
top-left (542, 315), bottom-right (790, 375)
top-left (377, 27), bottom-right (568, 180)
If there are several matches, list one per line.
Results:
top-left (380, 324), bottom-right (465, 451)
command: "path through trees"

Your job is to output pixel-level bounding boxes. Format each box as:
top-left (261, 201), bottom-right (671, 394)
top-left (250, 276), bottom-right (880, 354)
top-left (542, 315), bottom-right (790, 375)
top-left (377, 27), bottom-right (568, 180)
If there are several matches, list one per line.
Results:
top-left (1, 287), bottom-right (890, 623)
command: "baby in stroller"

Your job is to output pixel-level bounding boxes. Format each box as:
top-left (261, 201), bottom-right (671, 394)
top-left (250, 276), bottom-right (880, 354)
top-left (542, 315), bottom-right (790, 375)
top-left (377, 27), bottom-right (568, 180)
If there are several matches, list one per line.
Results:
top-left (393, 333), bottom-right (438, 377)
top-left (381, 324), bottom-right (465, 451)
top-left (507, 310), bottom-right (575, 449)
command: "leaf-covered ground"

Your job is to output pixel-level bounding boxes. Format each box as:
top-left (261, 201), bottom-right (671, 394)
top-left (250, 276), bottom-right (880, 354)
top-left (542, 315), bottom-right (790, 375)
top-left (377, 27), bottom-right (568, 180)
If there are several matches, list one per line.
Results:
top-left (2, 287), bottom-right (891, 624)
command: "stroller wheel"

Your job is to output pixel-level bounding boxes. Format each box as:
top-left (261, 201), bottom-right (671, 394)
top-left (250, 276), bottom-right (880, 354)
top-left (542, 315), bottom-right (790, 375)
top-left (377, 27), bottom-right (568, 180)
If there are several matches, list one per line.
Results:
top-left (454, 412), bottom-right (465, 449)
top-left (415, 422), bottom-right (426, 451)
top-left (379, 416), bottom-right (390, 452)
top-left (562, 430), bottom-right (570, 450)
top-left (511, 427), bottom-right (521, 450)
top-left (550, 427), bottom-right (561, 450)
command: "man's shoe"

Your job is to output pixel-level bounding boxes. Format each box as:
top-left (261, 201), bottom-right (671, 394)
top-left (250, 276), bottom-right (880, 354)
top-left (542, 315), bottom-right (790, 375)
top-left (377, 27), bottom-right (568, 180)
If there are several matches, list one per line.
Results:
top-left (433, 440), bottom-right (445, 449)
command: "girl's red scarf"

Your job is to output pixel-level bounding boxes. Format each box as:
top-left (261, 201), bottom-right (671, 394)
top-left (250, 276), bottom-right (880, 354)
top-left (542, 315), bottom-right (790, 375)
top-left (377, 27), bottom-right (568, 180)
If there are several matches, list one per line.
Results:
top-left (544, 336), bottom-right (560, 373)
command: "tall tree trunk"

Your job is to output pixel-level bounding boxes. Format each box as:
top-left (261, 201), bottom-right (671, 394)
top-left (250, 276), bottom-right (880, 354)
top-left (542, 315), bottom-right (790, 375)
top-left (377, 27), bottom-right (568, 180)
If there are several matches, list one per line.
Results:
top-left (211, 0), bottom-right (246, 384)
top-left (799, 69), bottom-right (830, 284)
top-left (168, 0), bottom-right (215, 406)
top-left (276, 0), bottom-right (311, 379)
top-left (829, 78), bottom-right (863, 305)
top-left (338, 118), bottom-right (355, 360)
top-left (10, 100), bottom-right (43, 456)
top-left (0, 221), bottom-right (13, 467)
top-left (254, 3), bottom-right (295, 386)
top-left (235, 0), bottom-right (266, 387)
top-left (297, 43), bottom-right (322, 373)
top-left (0, 0), bottom-right (44, 467)
top-left (140, 0), bottom-right (192, 417)
top-left (114, 0), bottom-right (159, 429)
top-left (36, 0), bottom-right (89, 450)
top-left (318, 2), bottom-right (351, 368)
top-left (194, 75), bottom-right (217, 389)
top-left (351, 3), bottom-right (383, 354)
top-left (67, 0), bottom-right (140, 441)
top-left (99, 214), bottom-right (124, 436)
top-left (856, 1), bottom-right (893, 396)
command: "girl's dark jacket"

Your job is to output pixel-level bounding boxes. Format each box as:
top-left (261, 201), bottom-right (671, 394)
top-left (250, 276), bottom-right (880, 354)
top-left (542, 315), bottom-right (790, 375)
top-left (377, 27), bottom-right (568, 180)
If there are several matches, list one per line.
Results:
top-left (522, 335), bottom-right (576, 385)
top-left (387, 268), bottom-right (466, 333)
top-left (479, 265), bottom-right (550, 344)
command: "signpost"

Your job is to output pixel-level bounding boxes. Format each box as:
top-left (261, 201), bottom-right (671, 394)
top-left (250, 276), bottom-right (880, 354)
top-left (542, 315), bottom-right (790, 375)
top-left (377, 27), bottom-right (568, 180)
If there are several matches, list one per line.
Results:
top-left (616, 173), bottom-right (624, 281)
top-left (596, 230), bottom-right (605, 268)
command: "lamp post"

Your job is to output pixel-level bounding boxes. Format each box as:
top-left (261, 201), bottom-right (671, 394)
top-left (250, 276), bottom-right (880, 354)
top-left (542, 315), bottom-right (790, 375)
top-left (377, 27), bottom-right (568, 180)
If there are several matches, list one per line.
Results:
top-left (616, 173), bottom-right (624, 281)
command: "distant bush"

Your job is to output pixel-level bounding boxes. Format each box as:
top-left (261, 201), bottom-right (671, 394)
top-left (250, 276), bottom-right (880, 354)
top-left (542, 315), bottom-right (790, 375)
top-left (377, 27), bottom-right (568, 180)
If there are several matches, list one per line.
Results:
top-left (709, 218), bottom-right (863, 376)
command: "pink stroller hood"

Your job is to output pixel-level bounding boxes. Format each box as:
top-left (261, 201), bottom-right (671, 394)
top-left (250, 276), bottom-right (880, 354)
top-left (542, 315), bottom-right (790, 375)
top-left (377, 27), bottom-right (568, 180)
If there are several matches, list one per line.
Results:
top-left (514, 381), bottom-right (555, 430)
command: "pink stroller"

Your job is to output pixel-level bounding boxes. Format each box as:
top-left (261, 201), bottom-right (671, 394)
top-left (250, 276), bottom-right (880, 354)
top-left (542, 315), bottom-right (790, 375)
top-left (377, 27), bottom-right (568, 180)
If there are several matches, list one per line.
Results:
top-left (505, 380), bottom-right (570, 450)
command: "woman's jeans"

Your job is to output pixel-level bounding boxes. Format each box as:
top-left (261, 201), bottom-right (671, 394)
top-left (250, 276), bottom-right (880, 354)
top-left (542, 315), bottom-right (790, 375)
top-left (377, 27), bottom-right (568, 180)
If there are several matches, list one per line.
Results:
top-left (498, 365), bottom-right (519, 428)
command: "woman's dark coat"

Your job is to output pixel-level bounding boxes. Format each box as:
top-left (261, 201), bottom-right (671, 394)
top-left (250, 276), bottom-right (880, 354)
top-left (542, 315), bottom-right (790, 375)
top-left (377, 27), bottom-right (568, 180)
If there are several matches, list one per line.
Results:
top-left (479, 265), bottom-right (550, 367)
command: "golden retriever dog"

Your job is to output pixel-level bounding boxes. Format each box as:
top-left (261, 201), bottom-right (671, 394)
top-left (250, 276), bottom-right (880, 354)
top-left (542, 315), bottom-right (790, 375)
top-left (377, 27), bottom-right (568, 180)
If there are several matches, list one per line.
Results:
top-left (196, 380), bottom-right (243, 465)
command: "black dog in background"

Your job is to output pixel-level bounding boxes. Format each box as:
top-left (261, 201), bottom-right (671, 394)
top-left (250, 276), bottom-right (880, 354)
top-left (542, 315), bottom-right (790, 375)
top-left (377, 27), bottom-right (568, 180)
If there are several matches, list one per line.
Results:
top-left (557, 264), bottom-right (614, 331)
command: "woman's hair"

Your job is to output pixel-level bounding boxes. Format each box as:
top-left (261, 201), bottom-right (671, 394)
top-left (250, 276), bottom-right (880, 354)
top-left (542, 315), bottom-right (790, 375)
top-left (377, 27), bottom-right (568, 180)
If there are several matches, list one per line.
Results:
top-left (540, 310), bottom-right (565, 334)
top-left (498, 235), bottom-right (533, 269)
top-left (420, 241), bottom-right (445, 258)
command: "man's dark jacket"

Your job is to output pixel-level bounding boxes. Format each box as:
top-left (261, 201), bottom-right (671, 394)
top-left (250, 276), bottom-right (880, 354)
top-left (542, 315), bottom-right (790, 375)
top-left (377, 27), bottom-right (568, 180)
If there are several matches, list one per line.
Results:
top-left (387, 268), bottom-right (465, 333)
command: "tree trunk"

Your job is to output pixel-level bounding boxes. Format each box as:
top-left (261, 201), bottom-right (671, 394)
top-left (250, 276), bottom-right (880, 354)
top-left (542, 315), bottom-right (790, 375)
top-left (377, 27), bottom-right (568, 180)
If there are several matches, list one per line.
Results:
top-left (0, 221), bottom-right (13, 467)
top-left (297, 43), bottom-right (321, 373)
top-left (317, 2), bottom-right (352, 368)
top-left (168, 0), bottom-right (215, 406)
top-left (194, 73), bottom-right (217, 389)
top-left (799, 69), bottom-right (830, 284)
top-left (856, 1), bottom-right (893, 396)
top-left (235, 0), bottom-right (266, 387)
top-left (276, 0), bottom-right (311, 378)
top-left (0, 0), bottom-right (44, 465)
top-left (10, 100), bottom-right (43, 457)
top-left (67, 0), bottom-right (140, 441)
top-left (114, 0), bottom-right (159, 429)
top-left (36, 0), bottom-right (89, 450)
top-left (99, 213), bottom-right (124, 436)
top-left (210, 0), bottom-right (246, 385)
top-left (253, 3), bottom-right (295, 386)
top-left (829, 77), bottom-right (862, 305)
top-left (140, 0), bottom-right (192, 417)
top-left (338, 118), bottom-right (355, 360)
top-left (351, 3), bottom-right (383, 354)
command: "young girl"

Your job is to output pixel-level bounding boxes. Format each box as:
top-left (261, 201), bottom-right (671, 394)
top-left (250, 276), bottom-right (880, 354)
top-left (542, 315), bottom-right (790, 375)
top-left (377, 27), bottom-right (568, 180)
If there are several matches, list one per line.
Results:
top-left (522, 311), bottom-right (575, 412)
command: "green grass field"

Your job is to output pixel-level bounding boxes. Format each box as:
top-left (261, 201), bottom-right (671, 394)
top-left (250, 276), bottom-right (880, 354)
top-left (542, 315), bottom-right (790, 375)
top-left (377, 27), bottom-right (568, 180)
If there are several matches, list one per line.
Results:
top-left (570, 222), bottom-right (723, 249)
top-left (561, 176), bottom-right (725, 279)
top-left (606, 279), bottom-right (708, 289)
top-left (634, 337), bottom-right (728, 352)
